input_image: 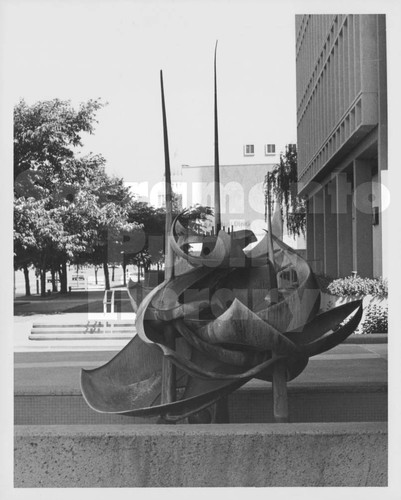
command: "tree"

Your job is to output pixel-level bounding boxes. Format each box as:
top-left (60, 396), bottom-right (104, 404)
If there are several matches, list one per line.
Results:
top-left (13, 98), bottom-right (106, 295)
top-left (13, 199), bottom-right (39, 296)
top-left (14, 98), bottom-right (104, 181)
top-left (13, 98), bottom-right (211, 295)
top-left (264, 144), bottom-right (306, 237)
top-left (74, 173), bottom-right (140, 290)
top-left (124, 201), bottom-right (214, 280)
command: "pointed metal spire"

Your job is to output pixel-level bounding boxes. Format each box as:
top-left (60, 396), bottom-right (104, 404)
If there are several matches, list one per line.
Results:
top-left (160, 69), bottom-right (174, 281)
top-left (214, 40), bottom-right (221, 234)
top-left (160, 70), bottom-right (176, 409)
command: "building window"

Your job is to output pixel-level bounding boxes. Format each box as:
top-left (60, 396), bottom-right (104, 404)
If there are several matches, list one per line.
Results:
top-left (265, 144), bottom-right (276, 155)
top-left (244, 144), bottom-right (255, 156)
top-left (157, 194), bottom-right (165, 208)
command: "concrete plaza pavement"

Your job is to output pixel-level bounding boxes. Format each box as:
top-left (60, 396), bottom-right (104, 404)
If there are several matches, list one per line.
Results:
top-left (13, 289), bottom-right (388, 424)
top-left (14, 342), bottom-right (388, 395)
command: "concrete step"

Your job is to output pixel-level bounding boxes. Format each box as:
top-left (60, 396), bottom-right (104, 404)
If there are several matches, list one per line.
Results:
top-left (29, 322), bottom-right (135, 340)
top-left (31, 325), bottom-right (135, 332)
top-left (32, 323), bottom-right (134, 328)
top-left (28, 334), bottom-right (134, 341)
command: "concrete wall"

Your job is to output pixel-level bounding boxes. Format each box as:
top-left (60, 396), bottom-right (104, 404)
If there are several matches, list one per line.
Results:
top-left (15, 422), bottom-right (387, 487)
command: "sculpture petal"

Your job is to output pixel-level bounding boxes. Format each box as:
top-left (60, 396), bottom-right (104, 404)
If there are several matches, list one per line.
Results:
top-left (170, 215), bottom-right (232, 267)
top-left (301, 302), bottom-right (363, 356)
top-left (80, 334), bottom-right (164, 413)
top-left (255, 234), bottom-right (320, 331)
top-left (195, 298), bottom-right (298, 354)
top-left (174, 317), bottom-right (267, 367)
top-left (284, 300), bottom-right (363, 345)
top-left (81, 346), bottom-right (251, 420)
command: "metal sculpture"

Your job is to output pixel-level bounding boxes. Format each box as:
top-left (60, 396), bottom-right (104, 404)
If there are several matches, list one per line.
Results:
top-left (81, 45), bottom-right (362, 423)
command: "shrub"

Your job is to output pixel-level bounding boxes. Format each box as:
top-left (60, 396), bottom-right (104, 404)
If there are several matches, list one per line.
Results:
top-left (360, 305), bottom-right (388, 334)
top-left (327, 275), bottom-right (388, 299)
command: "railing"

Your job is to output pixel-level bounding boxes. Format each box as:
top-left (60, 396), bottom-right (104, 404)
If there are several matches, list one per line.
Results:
top-left (85, 288), bottom-right (136, 333)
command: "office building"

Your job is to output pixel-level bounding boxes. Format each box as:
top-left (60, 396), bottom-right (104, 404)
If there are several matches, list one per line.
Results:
top-left (295, 14), bottom-right (387, 277)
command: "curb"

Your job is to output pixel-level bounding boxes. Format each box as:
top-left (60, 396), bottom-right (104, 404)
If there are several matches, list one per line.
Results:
top-left (26, 332), bottom-right (388, 343)
top-left (344, 333), bottom-right (387, 344)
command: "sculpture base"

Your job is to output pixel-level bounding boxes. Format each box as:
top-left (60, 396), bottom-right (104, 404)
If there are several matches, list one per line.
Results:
top-left (14, 422), bottom-right (387, 487)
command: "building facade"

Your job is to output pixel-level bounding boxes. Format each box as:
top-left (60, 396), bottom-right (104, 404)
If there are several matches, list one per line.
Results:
top-left (295, 14), bottom-right (387, 278)
top-left (127, 141), bottom-right (305, 249)
top-left (180, 162), bottom-right (273, 239)
top-left (179, 154), bottom-right (305, 250)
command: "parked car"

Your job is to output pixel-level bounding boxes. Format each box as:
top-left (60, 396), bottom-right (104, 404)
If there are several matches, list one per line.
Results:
top-left (72, 275), bottom-right (85, 281)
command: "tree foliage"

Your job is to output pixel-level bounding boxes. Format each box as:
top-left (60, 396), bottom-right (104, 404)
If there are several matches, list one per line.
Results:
top-left (264, 144), bottom-right (306, 237)
top-left (14, 98), bottom-right (103, 180)
top-left (125, 201), bottom-right (214, 272)
top-left (13, 98), bottom-right (140, 294)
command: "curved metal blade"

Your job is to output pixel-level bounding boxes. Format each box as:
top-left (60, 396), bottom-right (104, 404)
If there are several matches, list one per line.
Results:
top-left (302, 302), bottom-right (363, 356)
top-left (284, 300), bottom-right (363, 345)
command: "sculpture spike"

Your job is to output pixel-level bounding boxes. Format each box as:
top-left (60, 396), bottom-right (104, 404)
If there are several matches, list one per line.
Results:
top-left (160, 70), bottom-right (174, 281)
top-left (160, 70), bottom-right (176, 411)
top-left (214, 40), bottom-right (221, 234)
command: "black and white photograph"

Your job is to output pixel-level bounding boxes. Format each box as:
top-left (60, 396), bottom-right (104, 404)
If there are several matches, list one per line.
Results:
top-left (2, 0), bottom-right (401, 495)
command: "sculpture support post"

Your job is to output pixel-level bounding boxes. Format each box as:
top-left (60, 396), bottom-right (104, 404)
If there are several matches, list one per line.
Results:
top-left (272, 361), bottom-right (289, 422)
top-left (266, 172), bottom-right (289, 423)
top-left (161, 326), bottom-right (176, 405)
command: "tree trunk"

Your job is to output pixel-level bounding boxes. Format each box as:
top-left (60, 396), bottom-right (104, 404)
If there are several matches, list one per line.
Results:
top-left (51, 266), bottom-right (58, 292)
top-left (103, 261), bottom-right (110, 290)
top-left (94, 267), bottom-right (98, 285)
top-left (23, 263), bottom-right (31, 297)
top-left (137, 263), bottom-right (140, 282)
top-left (59, 261), bottom-right (68, 294)
top-left (111, 266), bottom-right (115, 282)
top-left (40, 268), bottom-right (47, 297)
top-left (122, 262), bottom-right (127, 286)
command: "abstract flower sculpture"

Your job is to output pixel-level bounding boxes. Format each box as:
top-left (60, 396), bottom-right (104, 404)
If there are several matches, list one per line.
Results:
top-left (81, 216), bottom-right (362, 423)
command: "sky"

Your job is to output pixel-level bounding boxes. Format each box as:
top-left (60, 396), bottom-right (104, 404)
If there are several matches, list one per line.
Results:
top-left (2, 0), bottom-right (300, 188)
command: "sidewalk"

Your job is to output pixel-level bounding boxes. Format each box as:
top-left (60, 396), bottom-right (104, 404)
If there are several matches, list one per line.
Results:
top-left (14, 288), bottom-right (133, 315)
